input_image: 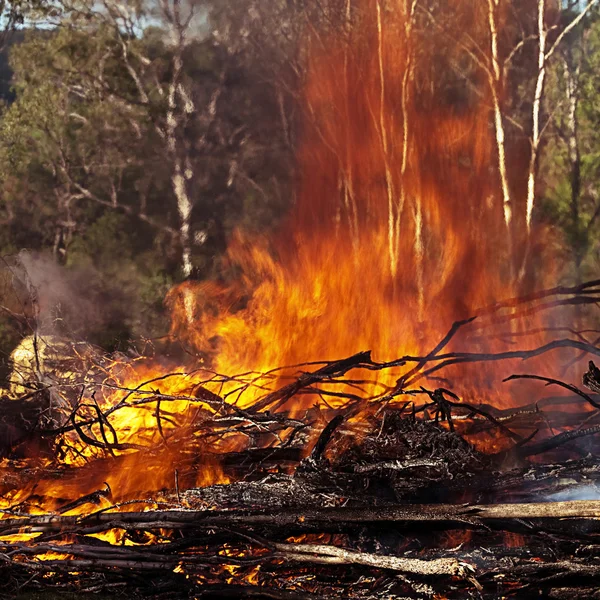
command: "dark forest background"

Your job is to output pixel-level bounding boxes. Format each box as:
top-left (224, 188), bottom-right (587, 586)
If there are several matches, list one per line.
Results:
top-left (0, 0), bottom-right (597, 365)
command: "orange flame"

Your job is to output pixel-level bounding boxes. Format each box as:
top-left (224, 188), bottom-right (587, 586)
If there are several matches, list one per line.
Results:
top-left (166, 1), bottom-right (563, 413)
top-left (0, 0), bottom-right (580, 514)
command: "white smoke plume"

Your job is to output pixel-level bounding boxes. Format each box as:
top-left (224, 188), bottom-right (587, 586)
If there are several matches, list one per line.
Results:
top-left (5, 250), bottom-right (131, 345)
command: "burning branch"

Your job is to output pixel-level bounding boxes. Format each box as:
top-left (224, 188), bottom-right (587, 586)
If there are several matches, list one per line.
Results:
top-left (0, 281), bottom-right (599, 596)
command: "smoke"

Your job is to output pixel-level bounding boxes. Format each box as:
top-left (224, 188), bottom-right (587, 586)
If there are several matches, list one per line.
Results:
top-left (543, 484), bottom-right (600, 502)
top-left (8, 250), bottom-right (131, 347)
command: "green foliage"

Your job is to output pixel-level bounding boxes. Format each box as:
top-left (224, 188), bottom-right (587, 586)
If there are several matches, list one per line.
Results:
top-left (539, 7), bottom-right (600, 282)
top-left (0, 1), bottom-right (294, 357)
top-left (2, 0), bottom-right (600, 365)
top-left (68, 212), bottom-right (135, 269)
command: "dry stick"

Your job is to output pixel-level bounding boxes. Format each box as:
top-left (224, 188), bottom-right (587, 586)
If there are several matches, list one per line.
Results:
top-left (92, 393), bottom-right (120, 448)
top-left (469, 296), bottom-right (600, 335)
top-left (504, 374), bottom-right (600, 410)
top-left (56, 482), bottom-right (112, 515)
top-left (4, 540), bottom-right (221, 564)
top-left (360, 340), bottom-right (600, 414)
top-left (353, 459), bottom-right (447, 474)
top-left (476, 279), bottom-right (600, 314)
top-left (298, 386), bottom-right (365, 404)
top-left (190, 379), bottom-right (306, 429)
top-left (155, 395), bottom-right (166, 442)
top-left (11, 558), bottom-right (182, 571)
top-left (309, 414), bottom-right (344, 461)
top-left (6, 501), bottom-right (600, 536)
top-left (483, 327), bottom-right (600, 343)
top-left (244, 319), bottom-right (480, 418)
top-left (272, 542), bottom-right (471, 577)
top-left (396, 317), bottom-right (477, 388)
top-left (89, 398), bottom-right (120, 455)
top-left (478, 394), bottom-right (589, 419)
top-left (42, 381), bottom-right (299, 449)
top-left (407, 339), bottom-right (600, 387)
top-left (516, 425), bottom-right (600, 458)
top-left (560, 336), bottom-right (600, 374)
top-left (0, 539), bottom-right (471, 579)
top-left (250, 351), bottom-right (375, 412)
top-left (422, 387), bottom-right (521, 440)
top-left (71, 405), bottom-right (143, 452)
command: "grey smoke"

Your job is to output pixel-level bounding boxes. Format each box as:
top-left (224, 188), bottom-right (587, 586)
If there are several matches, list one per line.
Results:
top-left (8, 250), bottom-right (131, 346)
top-left (543, 483), bottom-right (600, 502)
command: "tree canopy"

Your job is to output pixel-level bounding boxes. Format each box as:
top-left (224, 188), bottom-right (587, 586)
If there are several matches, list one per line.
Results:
top-left (0, 0), bottom-right (598, 358)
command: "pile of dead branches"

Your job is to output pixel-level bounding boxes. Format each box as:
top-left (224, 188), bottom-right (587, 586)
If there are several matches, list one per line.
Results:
top-left (4, 412), bottom-right (600, 599)
top-left (2, 281), bottom-right (600, 598)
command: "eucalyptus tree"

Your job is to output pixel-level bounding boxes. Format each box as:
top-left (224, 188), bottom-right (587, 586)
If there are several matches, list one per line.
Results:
top-left (540, 4), bottom-right (600, 283)
top-left (0, 0), bottom-right (289, 278)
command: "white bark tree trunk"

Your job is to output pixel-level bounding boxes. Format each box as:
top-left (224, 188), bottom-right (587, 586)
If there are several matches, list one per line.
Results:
top-left (563, 55), bottom-right (583, 284)
top-left (487, 0), bottom-right (512, 233)
top-left (163, 10), bottom-right (197, 279)
top-left (525, 0), bottom-right (547, 231)
top-left (524, 0), bottom-right (600, 233)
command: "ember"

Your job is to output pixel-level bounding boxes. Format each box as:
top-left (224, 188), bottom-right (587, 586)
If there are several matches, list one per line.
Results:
top-left (2, 0), bottom-right (600, 599)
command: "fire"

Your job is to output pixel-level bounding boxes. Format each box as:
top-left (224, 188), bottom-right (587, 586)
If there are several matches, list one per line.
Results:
top-left (0, 6), bottom-right (596, 598)
top-left (0, 0), bottom-right (584, 517)
top-left (166, 0), bottom-right (563, 414)
top-left (0, 346), bottom-right (232, 514)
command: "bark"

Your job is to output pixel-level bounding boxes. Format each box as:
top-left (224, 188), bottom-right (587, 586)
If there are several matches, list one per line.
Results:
top-left (564, 54), bottom-right (584, 285)
top-left (166, 46), bottom-right (195, 279)
top-left (272, 542), bottom-right (468, 576)
top-left (487, 0), bottom-right (512, 235)
top-left (525, 0), bottom-right (547, 232)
